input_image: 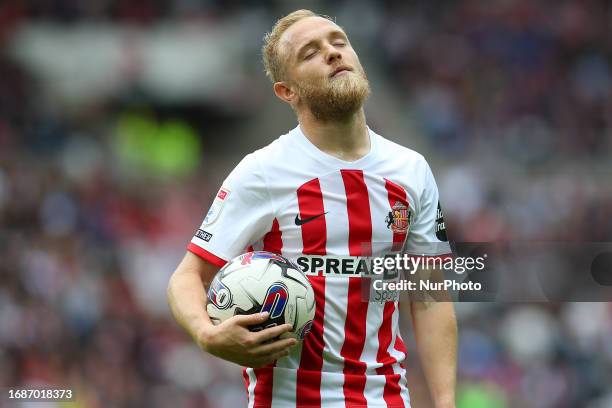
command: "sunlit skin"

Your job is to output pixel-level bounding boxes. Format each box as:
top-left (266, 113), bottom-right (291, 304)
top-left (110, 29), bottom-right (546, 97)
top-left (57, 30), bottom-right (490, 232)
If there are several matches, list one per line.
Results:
top-left (272, 17), bottom-right (371, 162)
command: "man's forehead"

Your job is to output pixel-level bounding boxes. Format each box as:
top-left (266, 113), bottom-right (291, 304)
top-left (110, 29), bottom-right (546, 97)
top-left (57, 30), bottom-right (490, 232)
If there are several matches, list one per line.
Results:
top-left (280, 16), bottom-right (345, 52)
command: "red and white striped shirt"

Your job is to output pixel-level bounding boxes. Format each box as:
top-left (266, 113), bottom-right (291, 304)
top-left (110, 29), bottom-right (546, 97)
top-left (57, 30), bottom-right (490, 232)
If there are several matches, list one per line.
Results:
top-left (189, 126), bottom-right (450, 407)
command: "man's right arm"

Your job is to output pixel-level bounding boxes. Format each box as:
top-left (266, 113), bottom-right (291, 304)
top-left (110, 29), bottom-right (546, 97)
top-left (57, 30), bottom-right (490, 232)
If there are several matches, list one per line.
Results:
top-left (167, 251), bottom-right (297, 368)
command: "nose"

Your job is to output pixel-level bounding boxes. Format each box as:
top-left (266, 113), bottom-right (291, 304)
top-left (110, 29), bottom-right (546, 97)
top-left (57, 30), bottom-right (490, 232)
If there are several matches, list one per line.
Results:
top-left (324, 43), bottom-right (341, 65)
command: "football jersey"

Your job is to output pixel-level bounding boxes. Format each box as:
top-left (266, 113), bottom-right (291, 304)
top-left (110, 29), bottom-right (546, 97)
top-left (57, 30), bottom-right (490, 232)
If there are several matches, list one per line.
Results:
top-left (189, 125), bottom-right (451, 408)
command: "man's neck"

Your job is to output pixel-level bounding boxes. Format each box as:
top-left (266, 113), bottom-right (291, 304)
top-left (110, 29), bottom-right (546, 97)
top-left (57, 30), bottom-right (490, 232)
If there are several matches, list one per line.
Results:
top-left (298, 109), bottom-right (370, 162)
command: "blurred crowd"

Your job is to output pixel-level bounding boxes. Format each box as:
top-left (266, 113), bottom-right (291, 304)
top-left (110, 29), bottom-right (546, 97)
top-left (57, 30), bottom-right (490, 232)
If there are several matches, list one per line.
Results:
top-left (1, 1), bottom-right (611, 407)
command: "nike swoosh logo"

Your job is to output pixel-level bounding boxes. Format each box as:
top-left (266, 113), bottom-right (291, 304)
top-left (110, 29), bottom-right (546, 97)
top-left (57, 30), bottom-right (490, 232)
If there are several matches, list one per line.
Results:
top-left (295, 212), bottom-right (328, 226)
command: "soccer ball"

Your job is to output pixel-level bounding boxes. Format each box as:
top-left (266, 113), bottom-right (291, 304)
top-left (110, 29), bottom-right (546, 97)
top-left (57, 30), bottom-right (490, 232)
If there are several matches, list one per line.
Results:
top-left (206, 251), bottom-right (316, 340)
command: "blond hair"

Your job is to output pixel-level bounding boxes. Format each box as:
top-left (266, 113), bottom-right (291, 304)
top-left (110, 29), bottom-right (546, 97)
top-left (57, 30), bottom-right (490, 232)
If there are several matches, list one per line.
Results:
top-left (262, 9), bottom-right (333, 83)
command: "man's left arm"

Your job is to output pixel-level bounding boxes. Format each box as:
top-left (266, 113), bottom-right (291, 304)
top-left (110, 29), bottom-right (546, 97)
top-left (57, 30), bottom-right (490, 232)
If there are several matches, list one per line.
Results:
top-left (401, 157), bottom-right (457, 406)
top-left (406, 268), bottom-right (457, 408)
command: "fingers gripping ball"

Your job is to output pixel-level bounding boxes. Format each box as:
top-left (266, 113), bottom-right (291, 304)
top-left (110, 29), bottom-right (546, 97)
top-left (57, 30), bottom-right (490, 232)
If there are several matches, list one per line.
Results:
top-left (207, 251), bottom-right (316, 340)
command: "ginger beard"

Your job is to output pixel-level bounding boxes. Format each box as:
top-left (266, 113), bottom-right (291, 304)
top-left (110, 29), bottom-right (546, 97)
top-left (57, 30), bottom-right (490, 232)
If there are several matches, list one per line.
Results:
top-left (292, 67), bottom-right (370, 122)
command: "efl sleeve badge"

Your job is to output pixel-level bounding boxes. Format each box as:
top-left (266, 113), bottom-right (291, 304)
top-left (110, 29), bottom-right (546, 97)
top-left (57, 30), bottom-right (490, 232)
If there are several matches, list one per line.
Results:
top-left (203, 187), bottom-right (230, 225)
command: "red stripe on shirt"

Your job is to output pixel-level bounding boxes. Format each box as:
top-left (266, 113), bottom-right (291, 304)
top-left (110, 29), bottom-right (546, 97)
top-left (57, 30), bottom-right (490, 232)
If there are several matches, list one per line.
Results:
top-left (384, 178), bottom-right (409, 252)
top-left (296, 178), bottom-right (327, 407)
top-left (249, 218), bottom-right (285, 407)
top-left (187, 242), bottom-right (227, 267)
top-left (341, 277), bottom-right (369, 406)
top-left (252, 366), bottom-right (274, 407)
top-left (242, 368), bottom-right (250, 401)
top-left (394, 333), bottom-right (408, 369)
top-left (262, 218), bottom-right (283, 254)
top-left (296, 276), bottom-right (326, 407)
top-left (297, 178), bottom-right (327, 256)
top-left (340, 170), bottom-right (371, 406)
top-left (376, 302), bottom-right (404, 407)
top-left (341, 170), bottom-right (372, 256)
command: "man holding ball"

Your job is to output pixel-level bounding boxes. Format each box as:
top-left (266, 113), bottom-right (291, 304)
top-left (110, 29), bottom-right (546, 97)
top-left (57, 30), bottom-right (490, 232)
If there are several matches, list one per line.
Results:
top-left (168, 9), bottom-right (456, 408)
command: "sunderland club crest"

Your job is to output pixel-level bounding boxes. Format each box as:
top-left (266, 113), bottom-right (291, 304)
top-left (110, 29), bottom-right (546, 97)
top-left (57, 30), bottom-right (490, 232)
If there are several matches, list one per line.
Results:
top-left (385, 201), bottom-right (411, 234)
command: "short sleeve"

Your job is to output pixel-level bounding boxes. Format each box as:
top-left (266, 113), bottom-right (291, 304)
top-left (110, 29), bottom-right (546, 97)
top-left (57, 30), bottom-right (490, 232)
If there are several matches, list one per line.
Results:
top-left (404, 160), bottom-right (452, 257)
top-left (188, 154), bottom-right (274, 266)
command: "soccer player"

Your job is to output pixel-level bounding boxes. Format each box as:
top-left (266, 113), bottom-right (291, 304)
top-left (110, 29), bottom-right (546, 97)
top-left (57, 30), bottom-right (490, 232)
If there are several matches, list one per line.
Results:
top-left (168, 9), bottom-right (457, 408)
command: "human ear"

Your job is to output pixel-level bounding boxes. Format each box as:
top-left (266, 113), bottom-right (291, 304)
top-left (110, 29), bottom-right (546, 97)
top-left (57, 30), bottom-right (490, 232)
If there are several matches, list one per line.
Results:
top-left (273, 82), bottom-right (297, 104)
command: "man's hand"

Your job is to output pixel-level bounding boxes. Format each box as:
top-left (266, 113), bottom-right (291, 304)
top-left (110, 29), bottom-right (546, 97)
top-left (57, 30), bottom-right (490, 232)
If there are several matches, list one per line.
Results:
top-left (168, 252), bottom-right (297, 368)
top-left (200, 312), bottom-right (297, 368)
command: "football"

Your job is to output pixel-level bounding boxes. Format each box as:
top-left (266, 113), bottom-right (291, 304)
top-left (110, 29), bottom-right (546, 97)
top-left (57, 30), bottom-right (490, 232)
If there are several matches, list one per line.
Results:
top-left (206, 251), bottom-right (316, 340)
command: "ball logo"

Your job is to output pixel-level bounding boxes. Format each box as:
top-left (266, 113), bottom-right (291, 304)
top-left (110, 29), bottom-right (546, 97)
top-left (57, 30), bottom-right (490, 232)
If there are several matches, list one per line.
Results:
top-left (240, 251), bottom-right (288, 265)
top-left (298, 320), bottom-right (314, 340)
top-left (260, 283), bottom-right (289, 319)
top-left (240, 252), bottom-right (254, 265)
top-left (209, 278), bottom-right (232, 309)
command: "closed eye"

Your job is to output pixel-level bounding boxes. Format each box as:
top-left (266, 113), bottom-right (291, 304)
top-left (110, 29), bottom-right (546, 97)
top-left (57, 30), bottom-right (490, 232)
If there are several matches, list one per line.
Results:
top-left (304, 50), bottom-right (318, 60)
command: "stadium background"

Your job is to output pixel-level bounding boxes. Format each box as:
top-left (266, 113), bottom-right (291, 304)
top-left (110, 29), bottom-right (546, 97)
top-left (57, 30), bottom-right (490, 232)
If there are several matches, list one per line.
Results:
top-left (1, 1), bottom-right (611, 407)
